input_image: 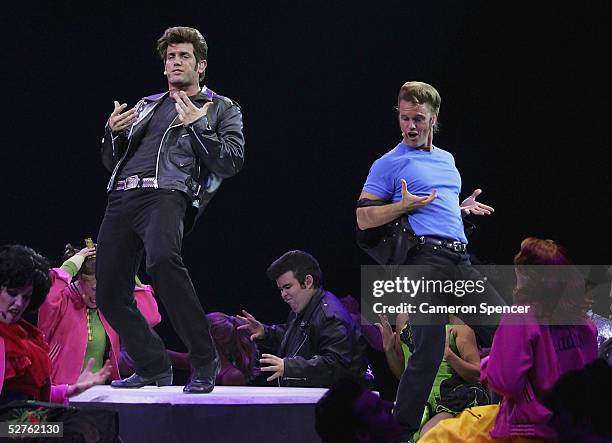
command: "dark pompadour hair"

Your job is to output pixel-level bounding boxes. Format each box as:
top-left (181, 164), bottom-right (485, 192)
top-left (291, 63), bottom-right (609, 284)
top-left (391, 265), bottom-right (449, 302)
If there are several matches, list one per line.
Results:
top-left (266, 250), bottom-right (323, 288)
top-left (156, 26), bottom-right (208, 81)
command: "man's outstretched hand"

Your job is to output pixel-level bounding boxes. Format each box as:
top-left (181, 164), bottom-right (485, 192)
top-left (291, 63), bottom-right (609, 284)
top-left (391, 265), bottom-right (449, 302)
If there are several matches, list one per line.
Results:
top-left (259, 354), bottom-right (285, 382)
top-left (108, 101), bottom-right (138, 132)
top-left (236, 310), bottom-right (264, 341)
top-left (174, 91), bottom-right (213, 126)
top-left (400, 179), bottom-right (437, 212)
top-left (461, 189), bottom-right (494, 216)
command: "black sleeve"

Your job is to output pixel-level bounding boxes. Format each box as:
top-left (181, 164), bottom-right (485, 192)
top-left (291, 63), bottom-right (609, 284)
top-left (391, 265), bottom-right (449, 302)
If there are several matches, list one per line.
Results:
top-left (186, 101), bottom-right (245, 178)
top-left (257, 323), bottom-right (287, 353)
top-left (100, 123), bottom-right (129, 172)
top-left (282, 317), bottom-right (355, 387)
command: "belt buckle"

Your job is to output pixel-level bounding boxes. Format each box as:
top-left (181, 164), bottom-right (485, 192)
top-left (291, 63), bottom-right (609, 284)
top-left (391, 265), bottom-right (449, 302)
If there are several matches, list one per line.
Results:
top-left (124, 175), bottom-right (140, 190)
top-left (451, 241), bottom-right (464, 252)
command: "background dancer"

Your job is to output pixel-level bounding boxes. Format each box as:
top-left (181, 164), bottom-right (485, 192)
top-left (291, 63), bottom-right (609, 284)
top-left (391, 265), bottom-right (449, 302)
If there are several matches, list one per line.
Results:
top-left (39, 241), bottom-right (161, 385)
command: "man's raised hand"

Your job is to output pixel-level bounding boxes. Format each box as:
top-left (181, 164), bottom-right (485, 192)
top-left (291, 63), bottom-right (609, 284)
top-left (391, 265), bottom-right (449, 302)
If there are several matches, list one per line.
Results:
top-left (460, 189), bottom-right (495, 216)
top-left (400, 178), bottom-right (436, 212)
top-left (175, 91), bottom-right (213, 126)
top-left (236, 309), bottom-right (265, 341)
top-left (108, 101), bottom-right (138, 132)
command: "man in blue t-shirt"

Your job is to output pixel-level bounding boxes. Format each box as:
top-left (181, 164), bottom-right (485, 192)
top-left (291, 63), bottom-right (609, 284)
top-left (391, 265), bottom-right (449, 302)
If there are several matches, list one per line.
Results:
top-left (357, 81), bottom-right (504, 441)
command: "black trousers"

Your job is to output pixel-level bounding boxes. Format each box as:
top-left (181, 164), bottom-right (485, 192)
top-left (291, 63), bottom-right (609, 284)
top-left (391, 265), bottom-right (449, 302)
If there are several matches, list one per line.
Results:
top-left (96, 188), bottom-right (216, 378)
top-left (393, 243), bottom-right (505, 436)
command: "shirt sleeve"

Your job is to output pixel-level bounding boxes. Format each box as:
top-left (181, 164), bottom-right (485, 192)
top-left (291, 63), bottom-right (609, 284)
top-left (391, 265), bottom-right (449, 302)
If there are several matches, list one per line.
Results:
top-left (50, 383), bottom-right (69, 405)
top-left (60, 258), bottom-right (81, 278)
top-left (362, 157), bottom-right (395, 200)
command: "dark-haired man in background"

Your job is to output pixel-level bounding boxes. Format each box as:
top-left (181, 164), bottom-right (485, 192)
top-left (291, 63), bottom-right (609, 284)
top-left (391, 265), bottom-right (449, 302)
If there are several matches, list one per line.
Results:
top-left (96, 26), bottom-right (245, 393)
top-left (238, 250), bottom-right (368, 387)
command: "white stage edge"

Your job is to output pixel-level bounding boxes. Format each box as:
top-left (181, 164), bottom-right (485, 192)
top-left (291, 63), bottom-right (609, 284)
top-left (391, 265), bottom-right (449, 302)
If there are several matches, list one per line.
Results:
top-left (70, 386), bottom-right (329, 443)
top-left (71, 385), bottom-right (329, 405)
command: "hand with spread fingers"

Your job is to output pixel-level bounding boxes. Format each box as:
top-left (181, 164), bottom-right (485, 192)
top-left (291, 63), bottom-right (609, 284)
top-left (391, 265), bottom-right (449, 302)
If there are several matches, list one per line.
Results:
top-left (174, 90), bottom-right (213, 126)
top-left (400, 178), bottom-right (437, 212)
top-left (67, 358), bottom-right (112, 397)
top-left (236, 309), bottom-right (265, 341)
top-left (259, 353), bottom-right (285, 381)
top-left (460, 189), bottom-right (495, 216)
top-left (108, 100), bottom-right (138, 132)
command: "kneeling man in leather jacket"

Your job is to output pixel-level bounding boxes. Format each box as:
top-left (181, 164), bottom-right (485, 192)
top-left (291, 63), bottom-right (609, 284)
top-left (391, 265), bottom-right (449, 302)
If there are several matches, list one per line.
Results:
top-left (238, 250), bottom-right (368, 387)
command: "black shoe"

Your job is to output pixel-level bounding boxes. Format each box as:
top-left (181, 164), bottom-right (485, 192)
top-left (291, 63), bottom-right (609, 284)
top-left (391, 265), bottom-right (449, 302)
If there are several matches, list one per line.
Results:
top-left (110, 367), bottom-right (173, 388)
top-left (183, 358), bottom-right (219, 394)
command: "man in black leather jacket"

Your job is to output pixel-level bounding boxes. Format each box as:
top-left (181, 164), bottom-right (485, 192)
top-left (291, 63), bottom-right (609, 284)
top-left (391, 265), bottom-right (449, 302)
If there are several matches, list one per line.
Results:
top-left (238, 251), bottom-right (368, 387)
top-left (96, 26), bottom-right (245, 393)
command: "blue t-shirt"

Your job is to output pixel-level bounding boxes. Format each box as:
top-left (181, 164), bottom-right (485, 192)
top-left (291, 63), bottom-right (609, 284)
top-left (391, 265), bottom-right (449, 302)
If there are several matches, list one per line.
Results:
top-left (362, 143), bottom-right (467, 243)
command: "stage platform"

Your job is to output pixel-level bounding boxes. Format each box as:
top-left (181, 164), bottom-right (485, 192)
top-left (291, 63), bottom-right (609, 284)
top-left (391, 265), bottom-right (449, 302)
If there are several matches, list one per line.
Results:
top-left (71, 385), bottom-right (328, 443)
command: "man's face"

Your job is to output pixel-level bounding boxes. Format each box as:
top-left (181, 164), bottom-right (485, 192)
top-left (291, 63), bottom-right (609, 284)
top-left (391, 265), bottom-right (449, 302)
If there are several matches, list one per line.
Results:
top-left (276, 271), bottom-right (315, 314)
top-left (165, 43), bottom-right (207, 90)
top-left (398, 100), bottom-right (436, 148)
top-left (353, 390), bottom-right (403, 442)
top-left (78, 275), bottom-right (97, 309)
top-left (0, 284), bottom-right (32, 324)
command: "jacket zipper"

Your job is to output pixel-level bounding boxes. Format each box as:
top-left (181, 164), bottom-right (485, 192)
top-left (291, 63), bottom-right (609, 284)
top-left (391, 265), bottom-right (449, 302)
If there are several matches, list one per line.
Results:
top-left (190, 126), bottom-right (210, 155)
top-left (280, 327), bottom-right (310, 386)
top-left (290, 333), bottom-right (309, 358)
top-left (110, 92), bottom-right (205, 191)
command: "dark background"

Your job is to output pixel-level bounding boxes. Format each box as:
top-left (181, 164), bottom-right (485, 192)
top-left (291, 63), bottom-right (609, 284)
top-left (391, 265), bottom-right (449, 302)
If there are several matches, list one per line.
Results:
top-left (1, 2), bottom-right (608, 354)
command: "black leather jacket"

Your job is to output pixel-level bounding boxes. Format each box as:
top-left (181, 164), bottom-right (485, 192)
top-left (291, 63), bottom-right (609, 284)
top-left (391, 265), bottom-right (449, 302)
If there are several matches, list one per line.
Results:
top-left (258, 290), bottom-right (368, 387)
top-left (101, 86), bottom-right (245, 232)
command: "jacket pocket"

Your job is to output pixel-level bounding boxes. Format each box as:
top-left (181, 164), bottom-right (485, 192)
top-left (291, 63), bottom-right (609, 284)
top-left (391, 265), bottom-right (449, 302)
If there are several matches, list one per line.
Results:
top-left (169, 152), bottom-right (194, 168)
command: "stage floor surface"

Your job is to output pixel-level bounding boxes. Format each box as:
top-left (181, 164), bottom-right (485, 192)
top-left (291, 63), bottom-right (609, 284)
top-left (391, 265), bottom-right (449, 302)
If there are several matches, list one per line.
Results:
top-left (71, 385), bottom-right (328, 442)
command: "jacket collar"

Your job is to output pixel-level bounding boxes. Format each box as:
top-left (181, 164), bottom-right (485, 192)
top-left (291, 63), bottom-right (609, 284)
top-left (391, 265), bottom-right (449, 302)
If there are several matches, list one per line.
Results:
top-left (278, 289), bottom-right (324, 357)
top-left (296, 288), bottom-right (324, 323)
top-left (143, 86), bottom-right (213, 103)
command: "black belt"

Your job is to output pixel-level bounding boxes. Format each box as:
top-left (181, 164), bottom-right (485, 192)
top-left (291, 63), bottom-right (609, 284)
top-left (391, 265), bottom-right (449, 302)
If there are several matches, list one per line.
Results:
top-left (417, 236), bottom-right (467, 253)
top-left (115, 175), bottom-right (157, 191)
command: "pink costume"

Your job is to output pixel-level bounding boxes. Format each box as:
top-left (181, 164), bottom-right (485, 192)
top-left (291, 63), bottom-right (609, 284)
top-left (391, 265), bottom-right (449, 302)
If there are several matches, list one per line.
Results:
top-left (481, 310), bottom-right (598, 440)
top-left (1, 323), bottom-right (68, 404)
top-left (38, 268), bottom-right (161, 385)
